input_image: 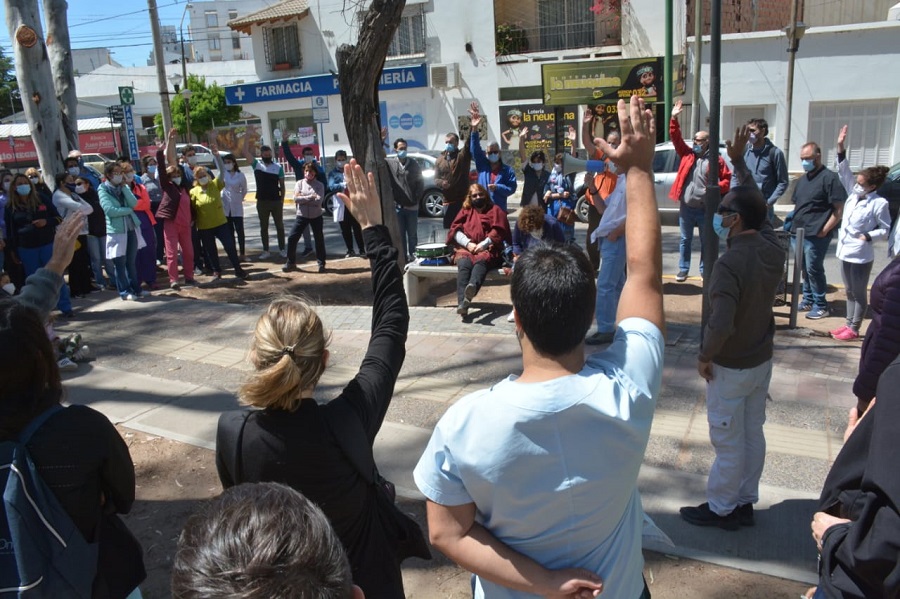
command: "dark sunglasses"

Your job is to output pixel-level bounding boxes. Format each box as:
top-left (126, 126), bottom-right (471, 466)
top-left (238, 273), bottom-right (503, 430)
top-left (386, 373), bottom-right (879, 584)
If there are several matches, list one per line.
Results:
top-left (487, 151), bottom-right (500, 156)
top-left (716, 205), bottom-right (738, 216)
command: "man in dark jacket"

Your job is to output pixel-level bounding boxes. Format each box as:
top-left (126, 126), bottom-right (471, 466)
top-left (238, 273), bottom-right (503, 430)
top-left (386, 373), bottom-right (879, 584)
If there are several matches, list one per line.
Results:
top-left (386, 138), bottom-right (424, 261)
top-left (435, 103), bottom-right (475, 229)
top-left (680, 125), bottom-right (784, 531)
top-left (733, 118), bottom-right (788, 224)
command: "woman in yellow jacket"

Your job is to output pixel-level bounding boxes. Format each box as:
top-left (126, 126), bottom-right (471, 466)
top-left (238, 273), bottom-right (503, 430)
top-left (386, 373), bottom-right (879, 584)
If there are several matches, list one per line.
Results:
top-left (190, 144), bottom-right (248, 280)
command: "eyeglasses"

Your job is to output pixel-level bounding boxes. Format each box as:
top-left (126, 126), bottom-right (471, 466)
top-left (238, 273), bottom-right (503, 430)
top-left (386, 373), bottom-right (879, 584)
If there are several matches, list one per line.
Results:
top-left (487, 151), bottom-right (499, 156)
top-left (471, 194), bottom-right (487, 200)
top-left (693, 138), bottom-right (708, 144)
top-left (716, 205), bottom-right (737, 216)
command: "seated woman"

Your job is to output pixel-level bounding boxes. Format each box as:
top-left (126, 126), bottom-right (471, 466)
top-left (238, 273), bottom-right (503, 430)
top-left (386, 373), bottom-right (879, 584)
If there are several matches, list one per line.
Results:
top-left (0, 213), bottom-right (145, 598)
top-left (447, 183), bottom-right (512, 318)
top-left (544, 153), bottom-right (577, 243)
top-left (215, 160), bottom-right (428, 599)
top-left (507, 205), bottom-right (565, 322)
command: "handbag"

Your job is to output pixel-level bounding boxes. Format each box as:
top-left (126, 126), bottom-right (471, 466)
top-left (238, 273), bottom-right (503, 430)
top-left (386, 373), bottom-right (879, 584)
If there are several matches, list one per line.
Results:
top-left (557, 204), bottom-right (577, 226)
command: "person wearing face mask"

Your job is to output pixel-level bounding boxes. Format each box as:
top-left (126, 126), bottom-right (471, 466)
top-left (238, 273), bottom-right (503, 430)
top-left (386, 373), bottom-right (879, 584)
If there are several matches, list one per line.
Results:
top-left (446, 184), bottom-right (512, 318)
top-left (791, 141), bottom-right (846, 320)
top-left (435, 103), bottom-right (475, 229)
top-left (51, 171), bottom-right (94, 297)
top-left (679, 125), bottom-right (784, 532)
top-left (75, 176), bottom-right (116, 290)
top-left (220, 153), bottom-right (249, 262)
top-left (520, 150), bottom-right (550, 210)
top-left (386, 139), bottom-right (424, 262)
top-left (328, 149), bottom-right (365, 258)
top-left (4, 174), bottom-right (73, 315)
top-left (669, 99), bottom-right (732, 283)
top-left (543, 153), bottom-right (576, 243)
top-left (468, 103), bottom-right (517, 213)
top-left (25, 168), bottom-right (53, 206)
top-left (121, 160), bottom-right (159, 291)
top-left (65, 151), bottom-right (100, 190)
top-left (733, 118), bottom-right (788, 224)
top-left (141, 154), bottom-right (166, 265)
top-left (98, 161), bottom-right (143, 300)
top-left (281, 134), bottom-right (324, 258)
top-left (829, 125), bottom-right (892, 341)
top-left (156, 129), bottom-right (196, 289)
top-left (243, 138), bottom-right (287, 260)
top-left (283, 162), bottom-right (327, 273)
top-left (582, 115), bottom-right (623, 272)
top-left (0, 169), bottom-right (12, 276)
top-left (190, 145), bottom-right (248, 281)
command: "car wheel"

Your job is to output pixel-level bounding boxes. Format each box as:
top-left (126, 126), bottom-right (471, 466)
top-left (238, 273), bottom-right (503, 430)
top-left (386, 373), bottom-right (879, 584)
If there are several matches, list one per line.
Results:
top-left (323, 193), bottom-right (338, 216)
top-left (422, 189), bottom-right (445, 218)
top-left (575, 195), bottom-right (591, 224)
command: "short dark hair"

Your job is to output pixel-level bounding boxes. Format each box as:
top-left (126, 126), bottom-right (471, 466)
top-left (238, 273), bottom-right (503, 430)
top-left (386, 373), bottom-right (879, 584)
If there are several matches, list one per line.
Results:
top-left (302, 146), bottom-right (315, 155)
top-left (511, 244), bottom-right (595, 356)
top-left (727, 186), bottom-right (767, 230)
top-left (260, 145), bottom-right (272, 154)
top-left (747, 118), bottom-right (768, 134)
top-left (180, 144), bottom-right (195, 156)
top-left (0, 299), bottom-right (62, 439)
top-left (802, 142), bottom-right (822, 156)
top-left (63, 157), bottom-right (79, 168)
top-left (445, 132), bottom-right (460, 145)
top-left (55, 172), bottom-right (70, 188)
top-left (529, 151), bottom-right (546, 163)
top-left (172, 483), bottom-right (354, 599)
top-left (334, 150), bottom-right (347, 159)
top-left (393, 138), bottom-right (407, 150)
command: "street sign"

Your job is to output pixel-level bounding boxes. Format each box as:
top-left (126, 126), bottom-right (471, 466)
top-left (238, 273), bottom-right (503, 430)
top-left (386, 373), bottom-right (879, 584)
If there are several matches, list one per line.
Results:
top-left (118, 86), bottom-right (135, 106)
top-left (123, 104), bottom-right (140, 162)
top-left (108, 105), bottom-right (124, 122)
top-left (312, 95), bottom-right (329, 123)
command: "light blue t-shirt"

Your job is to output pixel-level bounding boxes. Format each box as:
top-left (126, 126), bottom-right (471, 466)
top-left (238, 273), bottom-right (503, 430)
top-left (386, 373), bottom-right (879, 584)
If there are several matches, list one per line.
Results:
top-left (414, 318), bottom-right (664, 599)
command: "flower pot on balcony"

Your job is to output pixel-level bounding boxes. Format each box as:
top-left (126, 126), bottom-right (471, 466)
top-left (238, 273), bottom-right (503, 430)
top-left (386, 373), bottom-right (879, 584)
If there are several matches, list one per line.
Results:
top-left (273, 62), bottom-right (292, 71)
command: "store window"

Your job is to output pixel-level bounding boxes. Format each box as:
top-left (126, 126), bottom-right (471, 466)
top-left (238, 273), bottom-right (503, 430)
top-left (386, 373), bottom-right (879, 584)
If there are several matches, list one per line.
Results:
top-left (808, 100), bottom-right (896, 168)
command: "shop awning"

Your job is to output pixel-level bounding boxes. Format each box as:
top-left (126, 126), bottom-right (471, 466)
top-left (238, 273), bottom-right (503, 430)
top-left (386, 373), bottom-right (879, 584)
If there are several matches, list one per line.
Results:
top-left (228, 0), bottom-right (310, 35)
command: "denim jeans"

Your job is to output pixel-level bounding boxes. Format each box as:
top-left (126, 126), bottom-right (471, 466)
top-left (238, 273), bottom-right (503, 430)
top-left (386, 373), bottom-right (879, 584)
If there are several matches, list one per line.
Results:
top-left (678, 203), bottom-right (706, 275)
top-left (595, 235), bottom-right (626, 333)
top-left (86, 234), bottom-right (115, 286)
top-left (395, 206), bottom-right (418, 257)
top-left (110, 230), bottom-right (140, 298)
top-left (19, 243), bottom-right (73, 311)
top-left (199, 223), bottom-right (243, 274)
top-left (798, 234), bottom-right (832, 310)
top-left (286, 215), bottom-right (326, 267)
top-left (456, 256), bottom-right (489, 304)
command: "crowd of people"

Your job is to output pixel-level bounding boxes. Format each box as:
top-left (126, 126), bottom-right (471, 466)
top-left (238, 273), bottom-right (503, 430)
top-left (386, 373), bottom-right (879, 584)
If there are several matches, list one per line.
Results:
top-left (2, 94), bottom-right (899, 599)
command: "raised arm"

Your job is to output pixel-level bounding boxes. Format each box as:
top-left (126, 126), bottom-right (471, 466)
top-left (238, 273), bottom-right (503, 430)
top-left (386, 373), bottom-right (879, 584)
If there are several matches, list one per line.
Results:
top-left (333, 160), bottom-right (408, 443)
top-left (582, 109), bottom-right (598, 156)
top-left (280, 130), bottom-right (302, 171)
top-left (210, 143), bottom-right (226, 184)
top-left (669, 100), bottom-right (690, 157)
top-left (597, 96), bottom-right (664, 333)
top-left (725, 126), bottom-right (758, 190)
top-left (835, 125), bottom-right (854, 194)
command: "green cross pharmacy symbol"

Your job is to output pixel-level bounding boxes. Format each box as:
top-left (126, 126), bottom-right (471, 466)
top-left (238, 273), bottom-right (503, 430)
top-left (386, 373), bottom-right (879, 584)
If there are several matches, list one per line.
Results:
top-left (118, 86), bottom-right (135, 106)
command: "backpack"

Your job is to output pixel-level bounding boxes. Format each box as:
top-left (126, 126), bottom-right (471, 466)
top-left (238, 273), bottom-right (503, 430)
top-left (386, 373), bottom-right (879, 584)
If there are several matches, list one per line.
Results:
top-left (1, 405), bottom-right (98, 598)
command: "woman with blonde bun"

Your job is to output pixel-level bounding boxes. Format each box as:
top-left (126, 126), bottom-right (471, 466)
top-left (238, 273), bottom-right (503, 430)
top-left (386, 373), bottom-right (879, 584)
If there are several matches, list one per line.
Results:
top-left (215, 160), bottom-right (427, 599)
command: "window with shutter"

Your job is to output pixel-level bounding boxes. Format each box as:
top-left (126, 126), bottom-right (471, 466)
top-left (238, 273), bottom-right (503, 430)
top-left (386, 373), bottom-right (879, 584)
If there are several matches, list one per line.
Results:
top-left (808, 100), bottom-right (896, 169)
top-left (264, 24), bottom-right (302, 69)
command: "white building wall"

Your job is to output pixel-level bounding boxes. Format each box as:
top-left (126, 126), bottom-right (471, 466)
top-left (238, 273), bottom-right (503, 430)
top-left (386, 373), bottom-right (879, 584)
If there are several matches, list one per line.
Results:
top-left (687, 21), bottom-right (900, 172)
top-left (189, 0), bottom-right (269, 62)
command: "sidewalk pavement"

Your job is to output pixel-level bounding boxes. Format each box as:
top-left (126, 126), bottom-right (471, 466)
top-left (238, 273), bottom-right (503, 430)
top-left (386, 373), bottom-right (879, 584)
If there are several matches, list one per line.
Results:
top-left (55, 287), bottom-right (860, 586)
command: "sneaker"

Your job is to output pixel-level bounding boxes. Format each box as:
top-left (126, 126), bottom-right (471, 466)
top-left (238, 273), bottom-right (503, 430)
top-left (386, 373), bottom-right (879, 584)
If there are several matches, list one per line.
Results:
top-left (675, 270), bottom-right (688, 282)
top-left (507, 309), bottom-right (516, 323)
top-left (170, 281), bottom-right (181, 291)
top-left (833, 327), bottom-right (859, 341)
top-left (829, 325), bottom-right (849, 336)
top-left (193, 267), bottom-right (203, 276)
top-left (805, 307), bottom-right (830, 320)
top-left (344, 250), bottom-right (356, 258)
top-left (585, 331), bottom-right (615, 345)
top-left (456, 303), bottom-right (469, 316)
top-left (282, 248), bottom-right (291, 258)
top-left (235, 268), bottom-right (249, 280)
top-left (123, 293), bottom-right (136, 301)
top-left (71, 345), bottom-right (91, 362)
top-left (60, 310), bottom-right (75, 318)
top-left (317, 265), bottom-right (326, 273)
top-left (282, 262), bottom-right (298, 273)
top-left (258, 251), bottom-right (271, 260)
top-left (679, 502), bottom-right (739, 531)
top-left (464, 283), bottom-right (477, 301)
top-left (300, 247), bottom-right (313, 258)
top-left (184, 279), bottom-right (196, 286)
top-left (735, 503), bottom-right (755, 527)
top-left (239, 255), bottom-right (249, 262)
top-left (57, 356), bottom-right (78, 372)
top-left (798, 301), bottom-right (813, 312)
top-left (212, 272), bottom-right (222, 280)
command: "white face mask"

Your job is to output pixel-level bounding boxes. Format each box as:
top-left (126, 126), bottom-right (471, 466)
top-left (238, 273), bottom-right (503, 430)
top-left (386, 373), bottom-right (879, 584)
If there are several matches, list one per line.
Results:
top-left (124, 172), bottom-right (135, 183)
top-left (198, 177), bottom-right (210, 186)
top-left (2, 181), bottom-right (10, 192)
top-left (187, 155), bottom-right (198, 165)
top-left (111, 174), bottom-right (124, 185)
top-left (852, 183), bottom-right (868, 197)
top-left (2, 282), bottom-right (15, 295)
top-left (67, 167), bottom-right (80, 177)
top-left (224, 163), bottom-right (234, 172)
top-left (75, 184), bottom-right (87, 194)
top-left (172, 177), bottom-right (183, 186)
top-left (29, 176), bottom-right (39, 185)
top-left (531, 162), bottom-right (543, 171)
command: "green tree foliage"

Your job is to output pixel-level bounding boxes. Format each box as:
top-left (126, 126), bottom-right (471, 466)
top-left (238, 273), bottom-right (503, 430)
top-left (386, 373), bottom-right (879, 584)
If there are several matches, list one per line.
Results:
top-left (0, 47), bottom-right (21, 121)
top-left (154, 74), bottom-right (241, 141)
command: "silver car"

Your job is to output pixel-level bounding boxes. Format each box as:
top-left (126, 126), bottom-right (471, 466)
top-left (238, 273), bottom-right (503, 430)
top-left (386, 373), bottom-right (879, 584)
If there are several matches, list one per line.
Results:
top-left (385, 151), bottom-right (446, 218)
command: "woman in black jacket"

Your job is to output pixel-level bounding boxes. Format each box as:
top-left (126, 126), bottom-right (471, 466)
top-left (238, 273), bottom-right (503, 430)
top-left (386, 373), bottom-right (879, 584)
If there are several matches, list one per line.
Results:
top-left (77, 175), bottom-right (114, 289)
top-left (520, 150), bottom-right (550, 209)
top-left (216, 160), bottom-right (428, 598)
top-left (0, 213), bottom-right (145, 598)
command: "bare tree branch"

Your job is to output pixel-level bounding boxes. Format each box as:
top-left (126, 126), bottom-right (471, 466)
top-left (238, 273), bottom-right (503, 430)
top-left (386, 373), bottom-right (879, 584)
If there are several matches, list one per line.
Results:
top-left (44, 0), bottom-right (78, 154)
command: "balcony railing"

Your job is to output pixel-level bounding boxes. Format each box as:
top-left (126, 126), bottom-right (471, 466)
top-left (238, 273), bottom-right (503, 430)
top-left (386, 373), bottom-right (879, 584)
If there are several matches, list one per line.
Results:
top-left (495, 19), bottom-right (620, 56)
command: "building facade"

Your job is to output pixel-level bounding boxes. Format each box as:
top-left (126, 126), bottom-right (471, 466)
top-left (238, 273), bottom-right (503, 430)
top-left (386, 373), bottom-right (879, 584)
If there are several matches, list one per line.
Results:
top-left (188, 0), bottom-right (270, 63)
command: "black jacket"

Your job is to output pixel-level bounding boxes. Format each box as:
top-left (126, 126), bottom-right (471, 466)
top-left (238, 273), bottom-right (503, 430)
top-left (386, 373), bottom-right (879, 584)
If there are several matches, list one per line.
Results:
top-left (853, 258), bottom-right (900, 409)
top-left (216, 225), bottom-right (409, 598)
top-left (520, 163), bottom-right (550, 208)
top-left (816, 355), bottom-right (900, 598)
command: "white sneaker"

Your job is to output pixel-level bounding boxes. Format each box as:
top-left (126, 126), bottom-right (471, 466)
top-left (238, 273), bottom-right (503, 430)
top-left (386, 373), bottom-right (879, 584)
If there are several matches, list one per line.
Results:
top-left (280, 249), bottom-right (288, 258)
top-left (506, 309), bottom-right (516, 323)
top-left (71, 345), bottom-right (91, 362)
top-left (258, 251), bottom-right (271, 260)
top-left (57, 356), bottom-right (78, 371)
top-left (124, 293), bottom-right (136, 301)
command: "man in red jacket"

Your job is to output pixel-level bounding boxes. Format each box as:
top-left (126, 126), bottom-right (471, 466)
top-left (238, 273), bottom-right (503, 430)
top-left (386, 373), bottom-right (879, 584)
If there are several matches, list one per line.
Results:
top-left (670, 100), bottom-right (732, 282)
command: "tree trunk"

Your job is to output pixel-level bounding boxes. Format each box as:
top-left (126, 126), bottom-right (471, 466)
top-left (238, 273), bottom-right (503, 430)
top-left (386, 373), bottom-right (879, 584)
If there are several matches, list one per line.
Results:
top-left (4, 0), bottom-right (65, 184)
top-left (337, 0), bottom-right (406, 263)
top-left (44, 0), bottom-right (78, 154)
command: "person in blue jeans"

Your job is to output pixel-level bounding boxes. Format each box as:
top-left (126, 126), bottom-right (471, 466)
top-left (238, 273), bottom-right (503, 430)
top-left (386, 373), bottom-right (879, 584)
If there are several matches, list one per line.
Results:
top-left (386, 139), bottom-right (424, 261)
top-left (790, 142), bottom-right (846, 319)
top-left (97, 163), bottom-right (143, 300)
top-left (587, 171), bottom-right (627, 345)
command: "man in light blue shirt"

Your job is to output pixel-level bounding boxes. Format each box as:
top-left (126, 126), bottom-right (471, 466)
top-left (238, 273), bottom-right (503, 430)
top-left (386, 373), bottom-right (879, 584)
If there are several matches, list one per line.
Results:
top-left (414, 96), bottom-right (665, 599)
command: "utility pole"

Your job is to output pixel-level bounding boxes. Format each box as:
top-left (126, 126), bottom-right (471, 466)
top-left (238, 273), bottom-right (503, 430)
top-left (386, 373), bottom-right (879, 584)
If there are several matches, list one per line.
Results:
top-left (700, 0), bottom-right (722, 332)
top-left (783, 0), bottom-right (802, 164)
top-left (664, 0), bottom-right (673, 141)
top-left (690, 0), bottom-right (703, 135)
top-left (148, 0), bottom-right (173, 134)
top-left (180, 4), bottom-right (193, 142)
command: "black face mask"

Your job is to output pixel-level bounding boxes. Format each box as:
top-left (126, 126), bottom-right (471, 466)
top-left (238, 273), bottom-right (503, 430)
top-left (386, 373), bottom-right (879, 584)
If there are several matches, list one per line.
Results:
top-left (472, 198), bottom-right (486, 209)
top-left (262, 156), bottom-right (273, 164)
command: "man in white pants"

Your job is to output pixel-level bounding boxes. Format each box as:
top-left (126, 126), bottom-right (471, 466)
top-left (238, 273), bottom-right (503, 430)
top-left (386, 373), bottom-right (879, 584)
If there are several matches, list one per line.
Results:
top-left (679, 126), bottom-right (784, 530)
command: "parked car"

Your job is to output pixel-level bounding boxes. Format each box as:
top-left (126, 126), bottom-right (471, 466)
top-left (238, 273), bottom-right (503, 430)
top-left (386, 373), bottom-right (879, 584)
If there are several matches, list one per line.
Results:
top-left (175, 143), bottom-right (216, 168)
top-left (384, 151), bottom-right (446, 218)
top-left (878, 160), bottom-right (900, 223)
top-left (80, 153), bottom-right (113, 172)
top-left (571, 140), bottom-right (733, 225)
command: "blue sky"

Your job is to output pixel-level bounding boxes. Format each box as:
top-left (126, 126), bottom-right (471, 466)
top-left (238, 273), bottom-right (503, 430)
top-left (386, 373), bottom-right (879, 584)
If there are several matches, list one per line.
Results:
top-left (0, 0), bottom-right (198, 68)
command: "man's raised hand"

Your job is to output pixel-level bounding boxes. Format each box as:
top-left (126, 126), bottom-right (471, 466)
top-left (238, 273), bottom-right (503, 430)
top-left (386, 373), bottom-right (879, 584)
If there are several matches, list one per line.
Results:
top-left (469, 101), bottom-right (482, 129)
top-left (671, 99), bottom-right (684, 118)
top-left (725, 125), bottom-right (752, 165)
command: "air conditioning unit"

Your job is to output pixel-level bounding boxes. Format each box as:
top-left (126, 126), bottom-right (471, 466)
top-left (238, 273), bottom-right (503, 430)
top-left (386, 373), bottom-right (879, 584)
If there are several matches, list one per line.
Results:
top-left (430, 63), bottom-right (459, 89)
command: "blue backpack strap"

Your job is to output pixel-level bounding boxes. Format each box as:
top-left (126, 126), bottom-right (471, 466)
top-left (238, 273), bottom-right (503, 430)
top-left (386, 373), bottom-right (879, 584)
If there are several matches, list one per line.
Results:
top-left (17, 404), bottom-right (65, 445)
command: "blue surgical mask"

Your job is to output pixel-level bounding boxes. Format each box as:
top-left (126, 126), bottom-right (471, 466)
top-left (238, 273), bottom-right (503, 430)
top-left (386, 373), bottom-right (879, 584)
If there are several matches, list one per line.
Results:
top-left (692, 144), bottom-right (704, 155)
top-left (67, 167), bottom-right (80, 177)
top-left (801, 159), bottom-right (816, 172)
top-left (65, 183), bottom-right (77, 192)
top-left (531, 162), bottom-right (543, 171)
top-left (712, 213), bottom-right (731, 241)
top-left (397, 150), bottom-right (407, 159)
top-left (303, 155), bottom-right (314, 163)
top-left (15, 184), bottom-right (31, 196)
top-left (445, 143), bottom-right (456, 153)
top-left (147, 165), bottom-right (158, 175)
top-left (487, 152), bottom-right (500, 164)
